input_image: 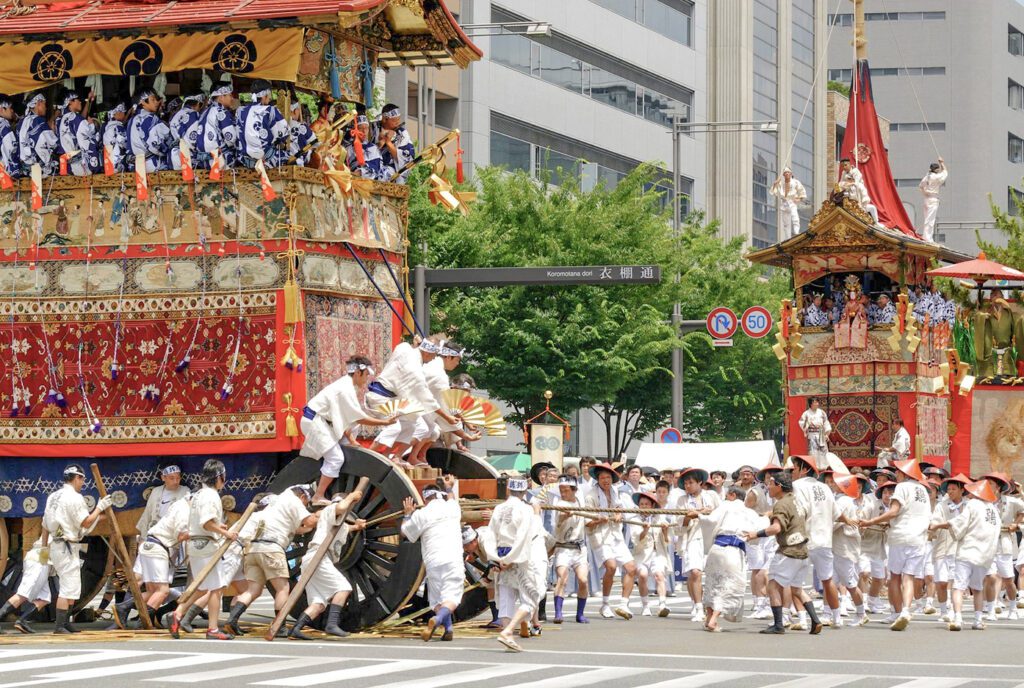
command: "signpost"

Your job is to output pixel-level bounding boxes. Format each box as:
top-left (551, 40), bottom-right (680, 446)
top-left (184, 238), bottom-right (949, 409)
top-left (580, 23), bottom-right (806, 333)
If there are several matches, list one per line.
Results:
top-left (706, 306), bottom-right (738, 339)
top-left (422, 265), bottom-right (661, 288)
top-left (740, 306), bottom-right (773, 339)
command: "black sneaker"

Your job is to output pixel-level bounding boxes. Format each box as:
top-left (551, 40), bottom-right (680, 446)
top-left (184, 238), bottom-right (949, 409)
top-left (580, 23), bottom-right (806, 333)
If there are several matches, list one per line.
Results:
top-left (760, 624), bottom-right (786, 635)
top-left (13, 620), bottom-right (35, 634)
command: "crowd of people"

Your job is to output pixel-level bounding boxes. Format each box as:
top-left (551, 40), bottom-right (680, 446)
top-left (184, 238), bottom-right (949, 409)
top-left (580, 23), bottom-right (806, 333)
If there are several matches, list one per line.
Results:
top-left (0, 82), bottom-right (415, 182)
top-left (801, 280), bottom-right (958, 328)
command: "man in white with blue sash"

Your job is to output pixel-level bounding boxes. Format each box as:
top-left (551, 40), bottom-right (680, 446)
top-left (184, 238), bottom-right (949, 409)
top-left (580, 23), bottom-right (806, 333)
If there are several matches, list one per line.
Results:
top-left (58, 91), bottom-right (99, 176)
top-left (195, 83), bottom-right (238, 168)
top-left (102, 101), bottom-right (130, 173)
top-left (169, 93), bottom-right (204, 171)
top-left (129, 88), bottom-right (171, 172)
top-left (0, 94), bottom-right (20, 178)
top-left (236, 79), bottom-right (288, 167)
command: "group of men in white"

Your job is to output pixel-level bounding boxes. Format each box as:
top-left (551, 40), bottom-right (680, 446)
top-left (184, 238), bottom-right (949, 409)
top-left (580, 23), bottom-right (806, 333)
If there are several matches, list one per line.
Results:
top-left (769, 157), bottom-right (946, 242)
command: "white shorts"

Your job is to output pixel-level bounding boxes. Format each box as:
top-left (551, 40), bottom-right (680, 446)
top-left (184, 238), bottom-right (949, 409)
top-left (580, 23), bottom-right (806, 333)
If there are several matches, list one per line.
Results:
top-left (593, 541), bottom-right (634, 568)
top-left (16, 557), bottom-right (52, 603)
top-left (512, 559), bottom-right (546, 614)
top-left (888, 544), bottom-right (927, 578)
top-left (746, 540), bottom-right (768, 570)
top-left (50, 541), bottom-right (82, 600)
top-left (320, 443), bottom-right (345, 479)
top-left (768, 553), bottom-right (810, 589)
top-left (188, 547), bottom-right (235, 592)
top-left (954, 559), bottom-right (988, 592)
top-left (638, 554), bottom-right (669, 578)
top-left (859, 555), bottom-right (886, 580)
top-left (680, 539), bottom-right (705, 573)
top-left (552, 545), bottom-right (587, 570)
top-left (990, 553), bottom-right (1015, 579)
top-left (496, 581), bottom-right (517, 619)
top-left (371, 413), bottom-right (417, 447)
top-left (135, 542), bottom-right (174, 585)
top-left (934, 555), bottom-right (954, 584)
top-left (412, 416), bottom-right (441, 443)
top-left (303, 555), bottom-right (352, 607)
top-left (833, 555), bottom-right (860, 588)
top-left (808, 547), bottom-right (834, 581)
top-left (426, 559), bottom-right (465, 608)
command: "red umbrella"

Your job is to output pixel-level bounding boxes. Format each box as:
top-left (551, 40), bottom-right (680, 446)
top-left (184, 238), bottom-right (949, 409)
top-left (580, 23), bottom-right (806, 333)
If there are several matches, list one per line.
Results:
top-left (925, 252), bottom-right (1024, 284)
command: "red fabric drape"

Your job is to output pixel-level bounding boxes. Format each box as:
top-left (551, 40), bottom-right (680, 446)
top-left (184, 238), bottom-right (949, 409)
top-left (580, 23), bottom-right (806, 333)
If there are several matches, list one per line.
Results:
top-left (838, 60), bottom-right (918, 237)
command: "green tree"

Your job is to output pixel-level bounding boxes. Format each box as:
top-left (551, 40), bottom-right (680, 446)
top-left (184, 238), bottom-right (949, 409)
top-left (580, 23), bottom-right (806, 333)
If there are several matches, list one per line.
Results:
top-left (983, 191), bottom-right (1024, 271)
top-left (408, 164), bottom-right (786, 456)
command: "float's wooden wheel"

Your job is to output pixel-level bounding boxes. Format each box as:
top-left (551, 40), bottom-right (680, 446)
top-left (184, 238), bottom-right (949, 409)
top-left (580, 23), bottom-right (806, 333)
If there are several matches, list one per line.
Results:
top-left (0, 517), bottom-right (8, 581)
top-left (424, 447), bottom-right (499, 479)
top-left (268, 447), bottom-right (425, 632)
top-left (71, 536), bottom-right (111, 614)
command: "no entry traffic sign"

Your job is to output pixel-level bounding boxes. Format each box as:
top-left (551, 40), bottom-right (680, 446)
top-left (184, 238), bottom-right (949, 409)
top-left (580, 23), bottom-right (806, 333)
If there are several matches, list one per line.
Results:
top-left (740, 306), bottom-right (773, 339)
top-left (706, 307), bottom-right (738, 339)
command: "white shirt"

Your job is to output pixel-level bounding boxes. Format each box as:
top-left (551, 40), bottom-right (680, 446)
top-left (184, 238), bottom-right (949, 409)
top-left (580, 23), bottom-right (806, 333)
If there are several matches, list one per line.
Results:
top-left (798, 408), bottom-right (832, 440)
top-left (245, 489), bottom-right (308, 553)
top-left (374, 342), bottom-right (439, 413)
top-left (44, 484), bottom-right (91, 542)
top-left (892, 427), bottom-right (911, 458)
top-left (306, 375), bottom-right (368, 437)
top-left (490, 495), bottom-right (538, 565)
top-left (401, 497), bottom-right (464, 568)
top-left (553, 496), bottom-right (586, 543)
top-left (793, 476), bottom-right (836, 550)
top-left (632, 514), bottom-right (670, 562)
top-left (146, 499), bottom-right (191, 550)
top-left (948, 498), bottom-right (1000, 567)
top-left (137, 484), bottom-right (191, 539)
top-left (770, 176), bottom-right (807, 204)
top-left (674, 489), bottom-right (719, 548)
top-left (996, 495), bottom-right (1024, 556)
top-left (832, 494), bottom-right (861, 560)
top-left (931, 497), bottom-right (963, 560)
top-left (919, 168), bottom-right (948, 197)
top-left (585, 488), bottom-right (630, 551)
top-left (889, 480), bottom-right (931, 548)
top-left (187, 486), bottom-right (224, 557)
top-left (307, 505), bottom-right (352, 564)
top-left (841, 166), bottom-right (872, 205)
top-left (700, 499), bottom-right (759, 539)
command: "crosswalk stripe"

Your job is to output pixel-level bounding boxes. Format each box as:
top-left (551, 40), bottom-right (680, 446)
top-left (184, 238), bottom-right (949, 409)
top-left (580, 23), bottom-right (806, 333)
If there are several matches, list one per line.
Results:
top-left (0, 653), bottom-right (244, 688)
top-left (0, 650), bottom-right (60, 660)
top-left (0, 650), bottom-right (152, 673)
top-left (505, 667), bottom-right (646, 687)
top-left (887, 680), bottom-right (970, 688)
top-left (642, 671), bottom-right (753, 687)
top-left (253, 659), bottom-right (444, 686)
top-left (367, 663), bottom-right (547, 688)
top-left (758, 675), bottom-right (862, 688)
top-left (150, 657), bottom-right (340, 683)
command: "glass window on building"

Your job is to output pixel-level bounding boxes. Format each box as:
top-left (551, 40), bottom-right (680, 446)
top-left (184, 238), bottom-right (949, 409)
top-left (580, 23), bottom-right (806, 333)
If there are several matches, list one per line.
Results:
top-left (490, 32), bottom-right (532, 75)
top-left (1010, 133), bottom-right (1024, 164)
top-left (591, 0), bottom-right (694, 46)
top-left (752, 0), bottom-right (778, 245)
top-left (490, 131), bottom-right (532, 172)
top-left (538, 44), bottom-right (585, 94)
top-left (1010, 79), bottom-right (1024, 110)
top-left (1011, 25), bottom-right (1024, 56)
top-left (1009, 187), bottom-right (1023, 216)
top-left (590, 66), bottom-right (638, 116)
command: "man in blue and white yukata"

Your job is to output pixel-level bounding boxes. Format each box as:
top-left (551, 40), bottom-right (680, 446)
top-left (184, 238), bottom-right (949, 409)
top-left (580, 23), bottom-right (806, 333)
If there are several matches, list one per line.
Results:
top-left (376, 104), bottom-right (415, 182)
top-left (129, 88), bottom-right (172, 172)
top-left (285, 101), bottom-right (317, 167)
top-left (169, 93), bottom-right (205, 171)
top-left (195, 84), bottom-right (238, 169)
top-left (58, 91), bottom-right (100, 176)
top-left (0, 94), bottom-right (21, 178)
top-left (236, 79), bottom-right (288, 167)
top-left (18, 93), bottom-right (58, 176)
top-left (347, 115), bottom-right (392, 181)
top-left (102, 101), bottom-right (130, 173)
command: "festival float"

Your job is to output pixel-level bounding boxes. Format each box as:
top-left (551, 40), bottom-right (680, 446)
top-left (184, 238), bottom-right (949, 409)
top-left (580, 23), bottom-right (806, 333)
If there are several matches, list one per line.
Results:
top-left (0, 0), bottom-right (501, 630)
top-left (748, 5), bottom-right (1024, 483)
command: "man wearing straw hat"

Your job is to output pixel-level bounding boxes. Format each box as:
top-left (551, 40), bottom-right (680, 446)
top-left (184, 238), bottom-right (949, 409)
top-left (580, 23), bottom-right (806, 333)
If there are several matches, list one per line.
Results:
top-left (631, 491), bottom-right (672, 618)
top-left (858, 458), bottom-right (932, 631)
top-left (401, 480), bottom-right (466, 642)
top-left (978, 472), bottom-right (1023, 621)
top-left (674, 467), bottom-right (719, 623)
top-left (829, 472), bottom-right (872, 626)
top-left (932, 473), bottom-right (968, 622)
top-left (585, 463), bottom-right (638, 621)
top-left (930, 478), bottom-right (1001, 631)
top-left (551, 475), bottom-right (590, 625)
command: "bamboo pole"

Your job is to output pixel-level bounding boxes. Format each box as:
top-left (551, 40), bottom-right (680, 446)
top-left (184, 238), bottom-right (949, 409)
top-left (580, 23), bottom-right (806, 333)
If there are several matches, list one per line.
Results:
top-left (175, 501), bottom-right (258, 612)
top-left (265, 477), bottom-right (370, 641)
top-left (89, 464), bottom-right (152, 630)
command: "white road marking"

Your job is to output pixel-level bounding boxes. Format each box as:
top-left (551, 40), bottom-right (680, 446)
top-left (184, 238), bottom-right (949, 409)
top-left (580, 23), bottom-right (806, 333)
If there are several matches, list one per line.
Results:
top-left (505, 667), bottom-right (645, 687)
top-left (0, 650), bottom-right (152, 673)
top-left (758, 675), bottom-right (863, 688)
top-left (643, 671), bottom-right (754, 687)
top-left (253, 659), bottom-right (444, 686)
top-left (367, 662), bottom-right (546, 688)
top-left (149, 657), bottom-right (342, 683)
top-left (0, 653), bottom-right (243, 688)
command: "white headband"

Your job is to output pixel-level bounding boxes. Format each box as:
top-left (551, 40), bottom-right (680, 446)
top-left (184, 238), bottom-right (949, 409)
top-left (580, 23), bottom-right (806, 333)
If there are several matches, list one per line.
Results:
top-left (382, 107), bottom-right (401, 118)
top-left (347, 363), bottom-right (375, 375)
top-left (422, 487), bottom-right (444, 500)
top-left (183, 94), bottom-right (206, 104)
top-left (508, 478), bottom-right (529, 492)
top-left (161, 465), bottom-right (181, 476)
top-left (461, 525), bottom-right (477, 544)
top-left (62, 92), bottom-right (80, 109)
top-left (251, 89), bottom-right (271, 101)
top-left (356, 114), bottom-right (369, 125)
top-left (26, 94), bottom-right (45, 109)
top-left (63, 464), bottom-right (86, 478)
top-left (419, 340), bottom-right (442, 354)
top-left (558, 475), bottom-right (578, 488)
top-left (108, 102), bottom-right (127, 115)
top-left (440, 345), bottom-right (464, 358)
top-left (211, 85), bottom-right (233, 98)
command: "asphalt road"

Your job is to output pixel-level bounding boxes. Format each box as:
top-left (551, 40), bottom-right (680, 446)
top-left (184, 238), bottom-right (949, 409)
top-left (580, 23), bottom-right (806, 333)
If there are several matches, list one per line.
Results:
top-left (3, 594), bottom-right (1024, 688)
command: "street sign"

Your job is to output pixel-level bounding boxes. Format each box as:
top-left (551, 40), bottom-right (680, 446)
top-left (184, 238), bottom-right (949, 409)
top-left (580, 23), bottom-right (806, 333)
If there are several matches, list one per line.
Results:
top-left (712, 338), bottom-right (733, 347)
top-left (706, 307), bottom-right (738, 339)
top-left (740, 306), bottom-right (773, 339)
top-left (423, 265), bottom-right (661, 287)
top-left (660, 427), bottom-right (682, 443)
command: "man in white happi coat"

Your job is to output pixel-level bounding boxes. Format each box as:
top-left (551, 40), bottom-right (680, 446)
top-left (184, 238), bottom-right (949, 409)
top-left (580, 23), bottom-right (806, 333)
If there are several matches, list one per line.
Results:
top-left (858, 459), bottom-right (933, 631)
top-left (0, 530), bottom-right (52, 634)
top-left (408, 339), bottom-right (477, 465)
top-left (932, 474), bottom-right (968, 622)
top-left (744, 465), bottom-right (780, 620)
top-left (288, 489), bottom-right (367, 639)
top-left (367, 339), bottom-right (442, 461)
top-left (585, 464), bottom-right (637, 621)
top-left (225, 485), bottom-right (317, 636)
top-left (879, 418), bottom-right (911, 468)
top-left (302, 356), bottom-right (396, 506)
top-left (125, 495), bottom-right (190, 628)
top-left (43, 464), bottom-right (111, 634)
top-left (918, 158), bottom-right (947, 243)
top-left (790, 456), bottom-right (843, 628)
top-left (931, 479), bottom-right (1001, 631)
top-left (839, 158), bottom-right (879, 224)
top-left (402, 478), bottom-right (466, 642)
top-left (169, 459), bottom-right (238, 640)
top-left (674, 467), bottom-right (720, 623)
top-left (980, 473), bottom-right (1023, 621)
top-left (491, 477), bottom-right (547, 652)
top-left (827, 473), bottom-right (872, 626)
top-left (770, 167), bottom-right (807, 239)
top-left (551, 475), bottom-right (590, 624)
top-left (136, 463), bottom-right (192, 541)
top-left (798, 397), bottom-right (831, 468)
top-left (632, 492), bottom-right (673, 618)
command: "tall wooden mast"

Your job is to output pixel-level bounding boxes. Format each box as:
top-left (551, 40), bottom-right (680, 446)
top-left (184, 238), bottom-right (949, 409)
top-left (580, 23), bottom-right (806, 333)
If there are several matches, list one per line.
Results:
top-left (853, 0), bottom-right (867, 59)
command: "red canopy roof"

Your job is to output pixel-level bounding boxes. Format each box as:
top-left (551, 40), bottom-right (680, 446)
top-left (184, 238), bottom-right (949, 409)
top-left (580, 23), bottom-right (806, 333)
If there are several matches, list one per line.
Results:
top-left (925, 252), bottom-right (1024, 282)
